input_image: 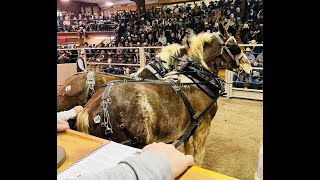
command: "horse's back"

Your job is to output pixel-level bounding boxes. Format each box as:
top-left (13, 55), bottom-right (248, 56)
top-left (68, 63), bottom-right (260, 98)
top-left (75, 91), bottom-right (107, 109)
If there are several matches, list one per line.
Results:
top-left (107, 82), bottom-right (213, 143)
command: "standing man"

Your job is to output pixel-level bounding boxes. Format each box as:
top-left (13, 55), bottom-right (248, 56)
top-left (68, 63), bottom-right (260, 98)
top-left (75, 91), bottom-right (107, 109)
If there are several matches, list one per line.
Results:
top-left (77, 52), bottom-right (87, 72)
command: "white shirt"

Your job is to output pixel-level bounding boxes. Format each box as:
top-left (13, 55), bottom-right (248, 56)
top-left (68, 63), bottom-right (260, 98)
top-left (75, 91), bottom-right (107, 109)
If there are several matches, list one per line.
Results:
top-left (158, 36), bottom-right (167, 45)
top-left (77, 58), bottom-right (87, 72)
top-left (57, 109), bottom-right (77, 121)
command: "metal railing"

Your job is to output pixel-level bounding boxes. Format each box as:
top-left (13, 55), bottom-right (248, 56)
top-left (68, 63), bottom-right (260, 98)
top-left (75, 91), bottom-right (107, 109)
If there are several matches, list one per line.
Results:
top-left (57, 44), bottom-right (263, 100)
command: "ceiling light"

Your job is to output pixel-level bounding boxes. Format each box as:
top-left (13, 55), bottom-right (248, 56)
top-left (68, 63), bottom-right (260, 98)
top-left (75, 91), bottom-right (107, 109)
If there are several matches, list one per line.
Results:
top-left (106, 2), bottom-right (113, 7)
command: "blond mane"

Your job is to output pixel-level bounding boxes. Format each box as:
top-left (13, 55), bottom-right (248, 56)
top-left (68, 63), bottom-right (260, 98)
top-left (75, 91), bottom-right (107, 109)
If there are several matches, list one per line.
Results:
top-left (187, 32), bottom-right (214, 69)
top-left (156, 43), bottom-right (185, 69)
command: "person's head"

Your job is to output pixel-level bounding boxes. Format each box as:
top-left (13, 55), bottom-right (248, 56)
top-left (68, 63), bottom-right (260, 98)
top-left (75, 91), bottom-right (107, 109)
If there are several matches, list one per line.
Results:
top-left (125, 41), bottom-right (129, 46)
top-left (245, 47), bottom-right (252, 55)
top-left (226, 9), bottom-right (231, 15)
top-left (236, 7), bottom-right (241, 13)
top-left (242, 23), bottom-right (249, 29)
top-left (100, 50), bottom-right (105, 55)
top-left (80, 52), bottom-right (85, 57)
top-left (171, 32), bottom-right (175, 37)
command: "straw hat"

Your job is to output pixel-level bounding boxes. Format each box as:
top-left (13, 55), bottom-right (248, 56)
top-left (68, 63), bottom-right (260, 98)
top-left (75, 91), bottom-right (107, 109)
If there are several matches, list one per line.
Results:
top-left (250, 39), bottom-right (257, 44)
top-left (245, 47), bottom-right (251, 52)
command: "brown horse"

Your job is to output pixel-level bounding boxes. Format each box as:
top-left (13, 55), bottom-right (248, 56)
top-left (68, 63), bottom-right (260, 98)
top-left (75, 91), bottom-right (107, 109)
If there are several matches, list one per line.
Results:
top-left (57, 44), bottom-right (188, 112)
top-left (76, 23), bottom-right (252, 165)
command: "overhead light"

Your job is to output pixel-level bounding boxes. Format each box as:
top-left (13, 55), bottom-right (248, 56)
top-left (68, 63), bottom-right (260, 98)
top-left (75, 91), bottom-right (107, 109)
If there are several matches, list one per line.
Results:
top-left (106, 2), bottom-right (113, 7)
top-left (61, 0), bottom-right (70, 2)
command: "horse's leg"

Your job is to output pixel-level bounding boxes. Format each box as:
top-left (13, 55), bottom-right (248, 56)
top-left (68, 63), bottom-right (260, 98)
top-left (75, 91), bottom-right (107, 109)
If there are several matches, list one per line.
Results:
top-left (184, 139), bottom-right (194, 156)
top-left (192, 117), bottom-right (212, 165)
top-left (192, 106), bottom-right (218, 165)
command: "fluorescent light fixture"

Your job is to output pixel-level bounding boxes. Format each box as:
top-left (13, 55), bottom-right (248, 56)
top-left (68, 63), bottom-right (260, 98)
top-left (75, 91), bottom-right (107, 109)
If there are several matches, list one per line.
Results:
top-left (61, 0), bottom-right (70, 2)
top-left (106, 2), bottom-right (113, 7)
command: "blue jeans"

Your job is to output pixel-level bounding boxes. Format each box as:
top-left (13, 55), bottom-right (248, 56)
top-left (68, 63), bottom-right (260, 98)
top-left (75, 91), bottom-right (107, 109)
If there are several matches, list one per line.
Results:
top-left (249, 77), bottom-right (261, 89)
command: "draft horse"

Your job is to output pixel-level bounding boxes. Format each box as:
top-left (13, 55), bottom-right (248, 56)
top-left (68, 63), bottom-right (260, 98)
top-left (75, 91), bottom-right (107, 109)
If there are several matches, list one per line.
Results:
top-left (76, 23), bottom-right (252, 165)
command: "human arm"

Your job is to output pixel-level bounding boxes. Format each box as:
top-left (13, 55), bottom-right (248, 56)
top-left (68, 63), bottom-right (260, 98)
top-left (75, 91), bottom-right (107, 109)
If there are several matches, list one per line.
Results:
top-left (65, 142), bottom-right (194, 180)
top-left (57, 106), bottom-right (83, 121)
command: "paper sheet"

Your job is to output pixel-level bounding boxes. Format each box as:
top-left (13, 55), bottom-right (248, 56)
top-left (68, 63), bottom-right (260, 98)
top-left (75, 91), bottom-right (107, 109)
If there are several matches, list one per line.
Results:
top-left (57, 141), bottom-right (141, 180)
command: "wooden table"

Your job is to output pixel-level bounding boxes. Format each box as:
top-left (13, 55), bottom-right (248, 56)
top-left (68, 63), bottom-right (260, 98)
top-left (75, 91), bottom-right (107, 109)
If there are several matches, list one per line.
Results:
top-left (57, 130), bottom-right (238, 180)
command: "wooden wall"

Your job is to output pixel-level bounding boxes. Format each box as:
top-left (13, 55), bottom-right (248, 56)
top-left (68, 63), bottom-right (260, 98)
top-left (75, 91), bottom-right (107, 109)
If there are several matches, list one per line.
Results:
top-left (57, 0), bottom-right (100, 14)
top-left (101, 3), bottom-right (161, 13)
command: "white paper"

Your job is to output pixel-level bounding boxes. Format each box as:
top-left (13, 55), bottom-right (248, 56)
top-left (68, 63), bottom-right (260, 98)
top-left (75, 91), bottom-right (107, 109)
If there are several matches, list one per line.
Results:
top-left (57, 141), bottom-right (141, 180)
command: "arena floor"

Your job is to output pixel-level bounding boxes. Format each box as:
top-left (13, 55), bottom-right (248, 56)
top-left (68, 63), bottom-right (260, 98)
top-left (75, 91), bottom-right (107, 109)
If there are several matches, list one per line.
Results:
top-left (201, 97), bottom-right (262, 180)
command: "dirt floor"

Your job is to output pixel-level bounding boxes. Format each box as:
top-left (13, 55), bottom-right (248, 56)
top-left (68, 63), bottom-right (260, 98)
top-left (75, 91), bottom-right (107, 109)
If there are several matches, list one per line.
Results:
top-left (201, 97), bottom-right (263, 180)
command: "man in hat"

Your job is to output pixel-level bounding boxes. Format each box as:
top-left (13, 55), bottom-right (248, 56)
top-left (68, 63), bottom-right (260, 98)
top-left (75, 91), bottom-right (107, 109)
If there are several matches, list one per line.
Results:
top-left (244, 47), bottom-right (256, 64)
top-left (77, 52), bottom-right (87, 72)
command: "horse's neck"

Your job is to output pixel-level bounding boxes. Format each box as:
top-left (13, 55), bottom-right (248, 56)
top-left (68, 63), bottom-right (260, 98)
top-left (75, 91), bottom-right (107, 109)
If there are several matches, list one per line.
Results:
top-left (203, 40), bottom-right (221, 76)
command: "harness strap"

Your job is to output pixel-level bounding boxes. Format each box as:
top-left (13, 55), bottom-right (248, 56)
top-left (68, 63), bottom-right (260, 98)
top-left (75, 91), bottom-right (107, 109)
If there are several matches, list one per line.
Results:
top-left (109, 109), bottom-right (140, 147)
top-left (168, 81), bottom-right (196, 120)
top-left (144, 64), bottom-right (163, 79)
top-left (168, 80), bottom-right (214, 148)
top-left (84, 72), bottom-right (96, 104)
top-left (173, 100), bottom-right (216, 148)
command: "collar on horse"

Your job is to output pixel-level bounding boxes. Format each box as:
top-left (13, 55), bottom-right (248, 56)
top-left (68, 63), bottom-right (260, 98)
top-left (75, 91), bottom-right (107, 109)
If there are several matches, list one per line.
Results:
top-left (171, 55), bottom-right (226, 99)
top-left (134, 57), bottom-right (170, 80)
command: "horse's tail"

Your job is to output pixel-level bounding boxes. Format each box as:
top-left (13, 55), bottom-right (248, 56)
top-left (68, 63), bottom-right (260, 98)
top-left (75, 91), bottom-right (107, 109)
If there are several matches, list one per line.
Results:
top-left (76, 109), bottom-right (89, 134)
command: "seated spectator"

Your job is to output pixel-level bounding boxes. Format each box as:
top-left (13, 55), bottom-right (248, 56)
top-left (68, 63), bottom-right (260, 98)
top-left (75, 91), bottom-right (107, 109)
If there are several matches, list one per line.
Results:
top-left (254, 50), bottom-right (263, 67)
top-left (158, 33), bottom-right (167, 45)
top-left (244, 29), bottom-right (257, 44)
top-left (244, 47), bottom-right (256, 64)
top-left (240, 23), bottom-right (250, 43)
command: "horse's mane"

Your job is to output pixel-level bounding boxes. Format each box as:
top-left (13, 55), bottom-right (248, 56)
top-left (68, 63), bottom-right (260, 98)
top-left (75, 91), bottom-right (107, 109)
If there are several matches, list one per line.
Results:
top-left (187, 32), bottom-right (215, 69)
top-left (156, 43), bottom-right (185, 69)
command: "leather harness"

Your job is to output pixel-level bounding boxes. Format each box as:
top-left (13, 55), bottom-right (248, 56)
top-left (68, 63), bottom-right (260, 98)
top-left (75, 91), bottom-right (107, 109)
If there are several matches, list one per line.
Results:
top-left (99, 58), bottom-right (225, 148)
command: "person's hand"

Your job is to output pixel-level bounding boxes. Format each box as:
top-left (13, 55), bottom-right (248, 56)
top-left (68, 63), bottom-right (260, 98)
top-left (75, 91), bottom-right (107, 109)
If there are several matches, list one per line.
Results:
top-left (57, 120), bottom-right (69, 132)
top-left (73, 106), bottom-right (83, 114)
top-left (142, 142), bottom-right (194, 178)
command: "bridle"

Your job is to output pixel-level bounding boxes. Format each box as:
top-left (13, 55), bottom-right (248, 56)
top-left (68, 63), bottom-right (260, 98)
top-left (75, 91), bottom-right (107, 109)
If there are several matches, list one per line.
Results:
top-left (202, 33), bottom-right (247, 73)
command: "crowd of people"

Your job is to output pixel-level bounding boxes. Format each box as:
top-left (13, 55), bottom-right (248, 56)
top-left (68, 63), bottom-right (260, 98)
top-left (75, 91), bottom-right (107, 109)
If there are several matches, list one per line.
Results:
top-left (57, 0), bottom-right (263, 87)
top-left (233, 47), bottom-right (263, 89)
top-left (58, 0), bottom-right (263, 44)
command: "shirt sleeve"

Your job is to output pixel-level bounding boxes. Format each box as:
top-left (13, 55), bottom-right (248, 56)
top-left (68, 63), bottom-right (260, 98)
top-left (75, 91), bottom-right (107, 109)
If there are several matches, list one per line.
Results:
top-left (64, 152), bottom-right (173, 180)
top-left (57, 109), bottom-right (77, 121)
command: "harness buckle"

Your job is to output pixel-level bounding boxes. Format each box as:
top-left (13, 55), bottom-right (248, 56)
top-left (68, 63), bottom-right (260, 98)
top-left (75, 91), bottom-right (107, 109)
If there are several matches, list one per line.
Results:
top-left (173, 85), bottom-right (180, 91)
top-left (193, 115), bottom-right (199, 125)
top-left (119, 123), bottom-right (125, 129)
top-left (105, 128), bottom-right (113, 135)
top-left (101, 122), bottom-right (106, 127)
top-left (132, 137), bottom-right (139, 145)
